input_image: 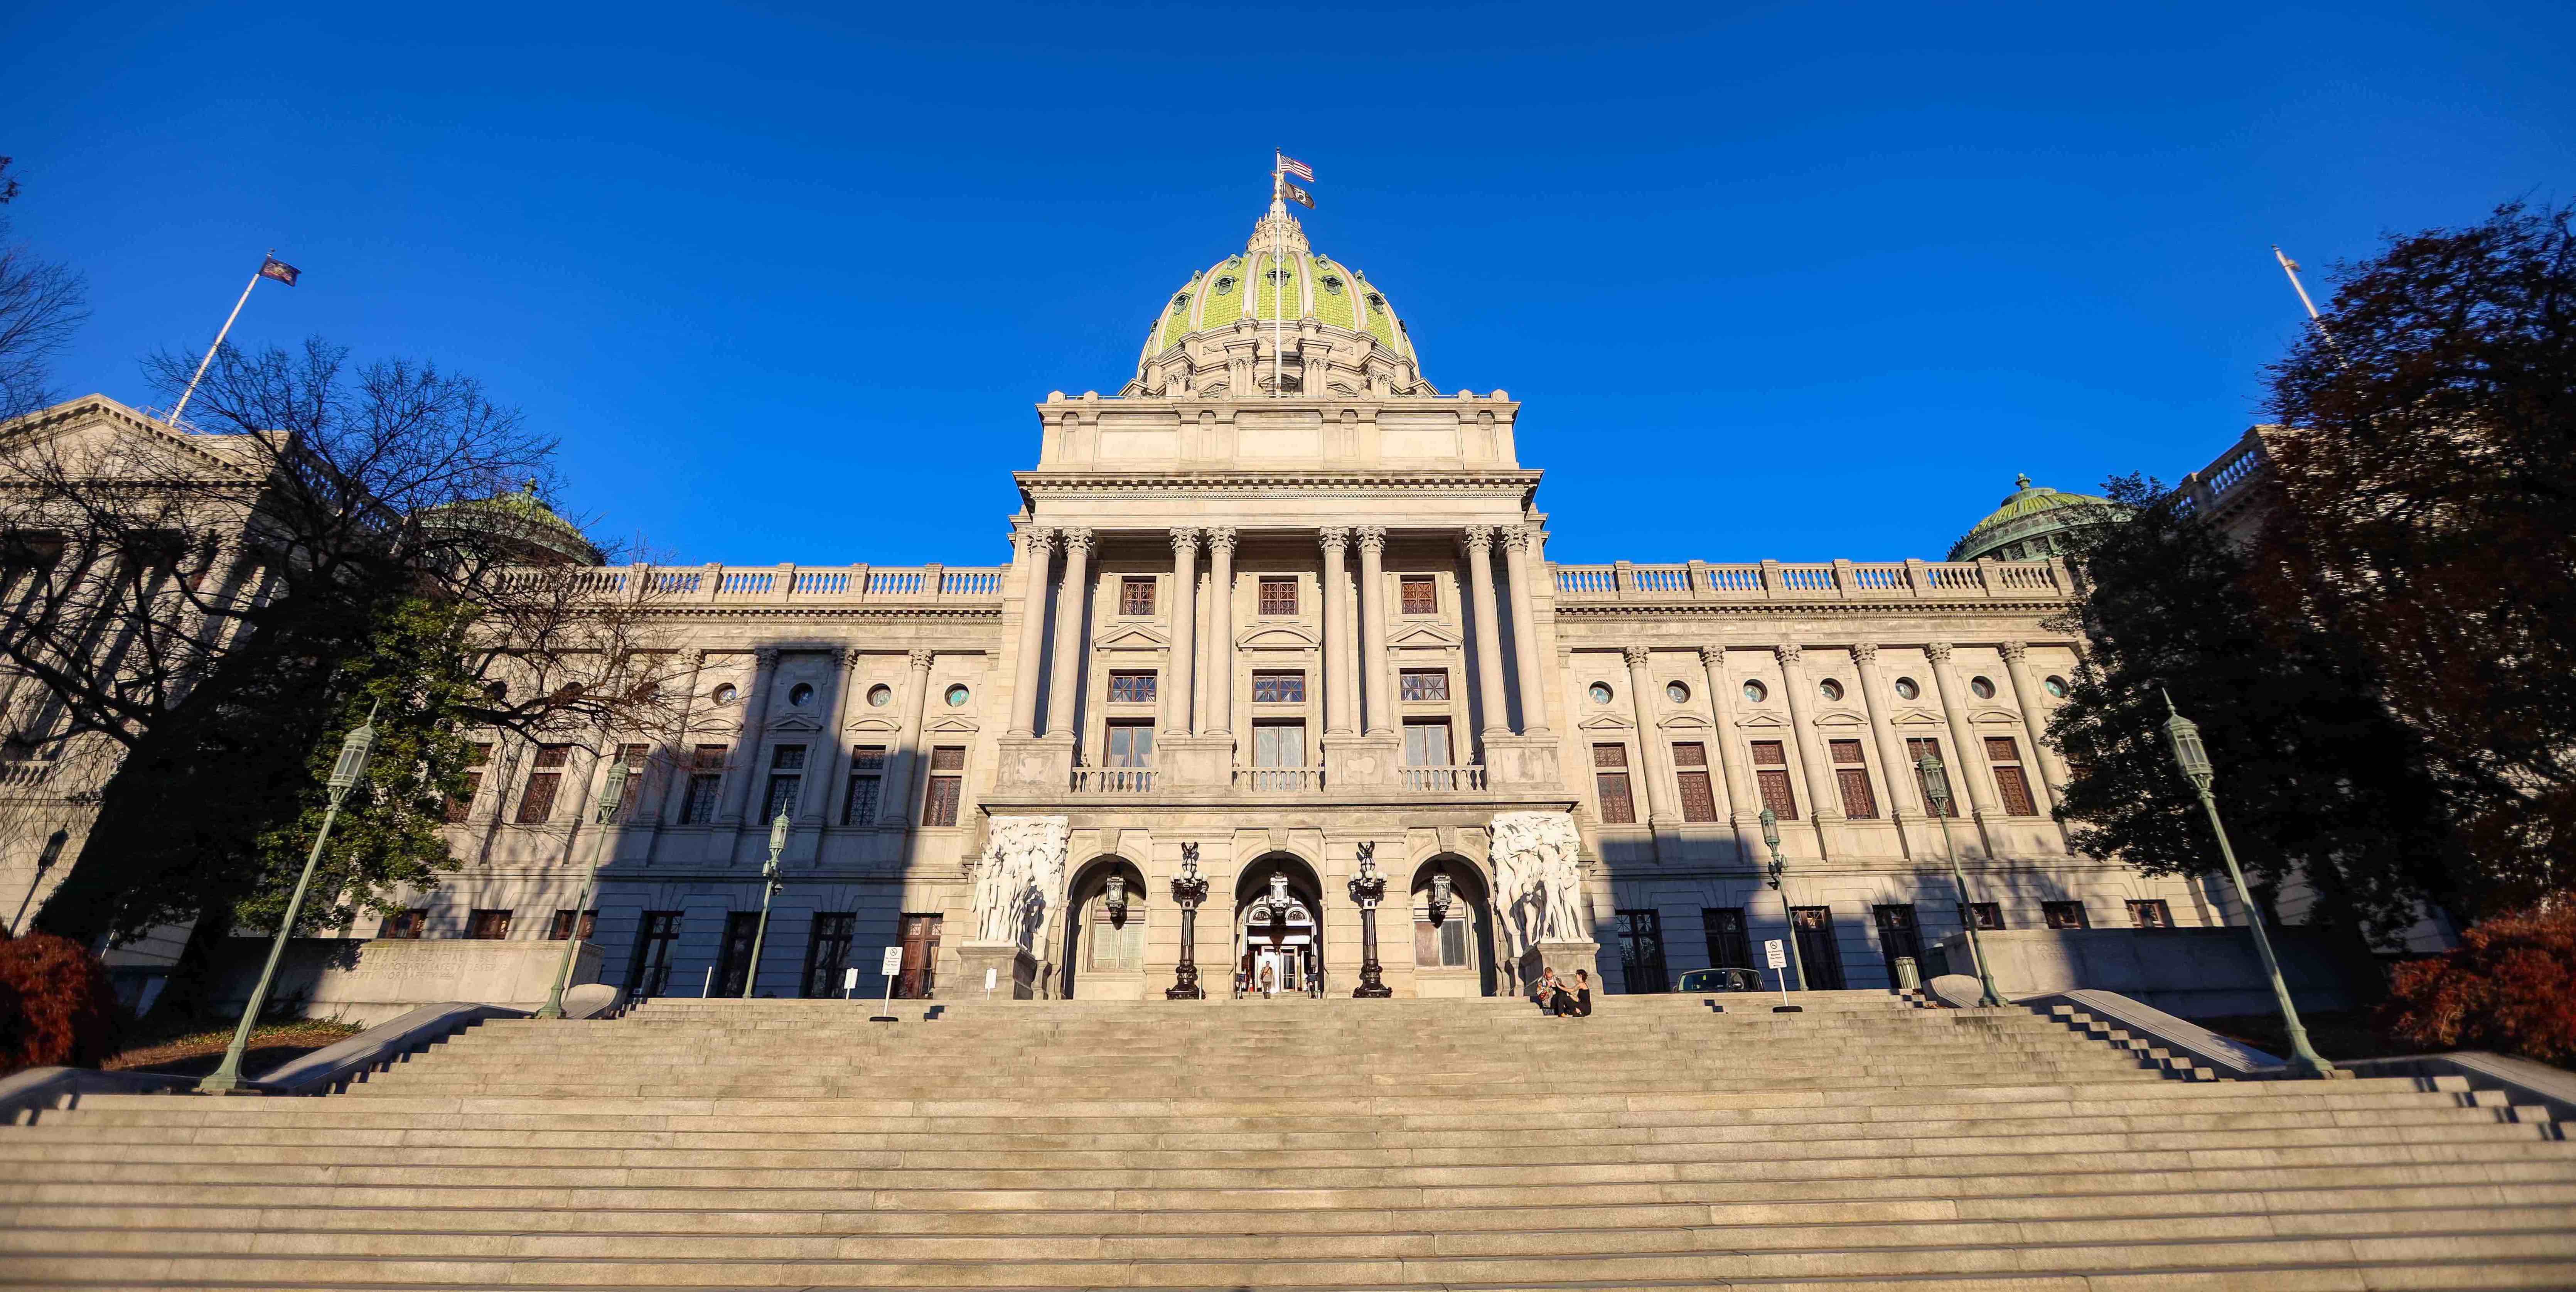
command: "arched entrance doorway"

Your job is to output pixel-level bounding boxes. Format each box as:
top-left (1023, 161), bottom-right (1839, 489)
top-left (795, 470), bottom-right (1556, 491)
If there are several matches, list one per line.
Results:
top-left (1059, 855), bottom-right (1147, 1000)
top-left (1411, 857), bottom-right (1500, 997)
top-left (1232, 855), bottom-right (1324, 997)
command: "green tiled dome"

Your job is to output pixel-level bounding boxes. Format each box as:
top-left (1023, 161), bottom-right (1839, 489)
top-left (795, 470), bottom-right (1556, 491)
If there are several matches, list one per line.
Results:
top-left (1947, 474), bottom-right (2130, 563)
top-left (1138, 209), bottom-right (1415, 368)
top-left (419, 480), bottom-right (602, 567)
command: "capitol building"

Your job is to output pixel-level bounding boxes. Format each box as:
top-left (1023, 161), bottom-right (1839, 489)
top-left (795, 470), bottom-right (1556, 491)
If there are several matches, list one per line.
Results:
top-left (10, 198), bottom-right (2238, 1006)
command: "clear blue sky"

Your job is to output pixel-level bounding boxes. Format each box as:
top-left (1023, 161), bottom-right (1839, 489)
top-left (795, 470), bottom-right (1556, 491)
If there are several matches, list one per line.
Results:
top-left (5, 1), bottom-right (2569, 568)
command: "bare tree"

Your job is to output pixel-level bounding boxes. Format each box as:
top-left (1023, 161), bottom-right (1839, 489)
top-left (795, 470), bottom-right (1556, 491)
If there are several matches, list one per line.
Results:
top-left (0, 159), bottom-right (91, 419)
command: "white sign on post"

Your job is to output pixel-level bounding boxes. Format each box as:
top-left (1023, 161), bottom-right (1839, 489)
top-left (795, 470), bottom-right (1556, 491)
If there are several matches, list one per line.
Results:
top-left (1763, 938), bottom-right (1795, 1010)
top-left (983, 966), bottom-right (998, 997)
top-left (880, 946), bottom-right (905, 977)
top-left (869, 946), bottom-right (904, 1022)
top-left (841, 966), bottom-right (859, 992)
top-left (1763, 939), bottom-right (1787, 969)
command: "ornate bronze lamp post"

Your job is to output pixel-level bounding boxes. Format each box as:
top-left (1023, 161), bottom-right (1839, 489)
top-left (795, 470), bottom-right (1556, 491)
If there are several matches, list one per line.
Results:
top-left (538, 758), bottom-right (630, 1019)
top-left (1349, 842), bottom-right (1391, 997)
top-left (1757, 808), bottom-right (1808, 992)
top-left (199, 706), bottom-right (377, 1093)
top-left (740, 811), bottom-right (789, 999)
top-left (1167, 844), bottom-right (1208, 999)
top-left (1915, 748), bottom-right (2005, 1007)
top-left (2163, 692), bottom-right (2337, 1078)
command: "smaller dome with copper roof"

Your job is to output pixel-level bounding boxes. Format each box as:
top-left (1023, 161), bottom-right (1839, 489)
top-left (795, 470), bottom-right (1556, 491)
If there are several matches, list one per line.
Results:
top-left (1948, 474), bottom-right (2131, 563)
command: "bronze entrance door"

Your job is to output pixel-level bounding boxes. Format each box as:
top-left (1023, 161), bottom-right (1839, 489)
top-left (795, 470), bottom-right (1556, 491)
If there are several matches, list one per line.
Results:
top-left (895, 914), bottom-right (942, 999)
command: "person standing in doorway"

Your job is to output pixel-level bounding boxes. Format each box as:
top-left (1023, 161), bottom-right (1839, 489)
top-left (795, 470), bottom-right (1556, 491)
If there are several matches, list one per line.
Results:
top-left (1258, 961), bottom-right (1276, 999)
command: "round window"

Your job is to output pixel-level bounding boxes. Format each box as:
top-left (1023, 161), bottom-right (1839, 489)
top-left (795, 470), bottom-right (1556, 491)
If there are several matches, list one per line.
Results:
top-left (711, 683), bottom-right (738, 705)
top-left (867, 683), bottom-right (894, 707)
top-left (1587, 682), bottom-right (1614, 705)
top-left (786, 682), bottom-right (814, 707)
top-left (1970, 676), bottom-right (1997, 700)
top-left (1818, 678), bottom-right (1844, 702)
top-left (1741, 680), bottom-right (1768, 703)
top-left (1893, 677), bottom-right (1920, 701)
top-left (1665, 681), bottom-right (1690, 703)
top-left (944, 683), bottom-right (971, 707)
top-left (2044, 675), bottom-right (2070, 699)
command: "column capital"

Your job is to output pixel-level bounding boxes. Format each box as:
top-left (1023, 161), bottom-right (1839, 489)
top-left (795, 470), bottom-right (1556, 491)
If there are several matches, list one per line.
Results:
top-left (1204, 526), bottom-right (1239, 557)
top-left (1925, 641), bottom-right (1954, 664)
top-left (1773, 643), bottom-right (1802, 667)
top-left (1168, 526), bottom-right (1202, 555)
top-left (833, 646), bottom-right (863, 670)
top-left (1017, 526), bottom-right (1058, 555)
top-left (1696, 644), bottom-right (1726, 666)
top-left (1497, 527), bottom-right (1533, 552)
top-left (1058, 527), bottom-right (1096, 556)
top-left (1621, 644), bottom-right (1652, 668)
top-left (1461, 525), bottom-right (1496, 553)
top-left (2000, 640), bottom-right (2029, 663)
top-left (752, 647), bottom-right (782, 670)
top-left (907, 648), bottom-right (936, 673)
top-left (1317, 525), bottom-right (1350, 552)
top-left (1851, 642), bottom-right (1879, 666)
top-left (1352, 525), bottom-right (1387, 554)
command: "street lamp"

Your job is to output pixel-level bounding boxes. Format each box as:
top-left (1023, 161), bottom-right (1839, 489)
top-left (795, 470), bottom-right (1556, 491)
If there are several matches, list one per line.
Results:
top-left (1916, 748), bottom-right (2005, 1008)
top-left (741, 810), bottom-right (789, 999)
top-left (8, 828), bottom-right (66, 936)
top-left (199, 705), bottom-right (378, 1093)
top-left (2163, 691), bottom-right (2337, 1079)
top-left (537, 757), bottom-right (631, 1019)
top-left (1349, 841), bottom-right (1392, 998)
top-left (1166, 843), bottom-right (1208, 1000)
top-left (1757, 808), bottom-right (1808, 992)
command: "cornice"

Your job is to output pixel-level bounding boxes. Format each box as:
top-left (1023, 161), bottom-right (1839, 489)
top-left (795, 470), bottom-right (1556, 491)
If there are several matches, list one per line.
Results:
top-left (1552, 599), bottom-right (2076, 620)
top-left (1016, 469), bottom-right (1542, 493)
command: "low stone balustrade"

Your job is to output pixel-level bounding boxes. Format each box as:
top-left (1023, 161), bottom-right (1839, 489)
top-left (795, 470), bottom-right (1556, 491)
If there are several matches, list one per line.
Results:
top-left (1401, 765), bottom-right (1487, 791)
top-left (1551, 557), bottom-right (2068, 604)
top-left (1071, 767), bottom-right (1155, 793)
top-left (1234, 766), bottom-right (1324, 793)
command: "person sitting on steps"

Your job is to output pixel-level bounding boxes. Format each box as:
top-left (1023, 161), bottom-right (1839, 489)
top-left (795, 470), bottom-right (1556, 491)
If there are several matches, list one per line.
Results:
top-left (1570, 968), bottom-right (1594, 1017)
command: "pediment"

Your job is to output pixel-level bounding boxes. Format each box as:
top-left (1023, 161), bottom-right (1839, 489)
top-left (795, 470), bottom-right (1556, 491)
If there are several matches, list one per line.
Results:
top-left (925, 715), bottom-right (981, 734)
top-left (1735, 711), bottom-right (1789, 729)
top-left (1655, 713), bottom-right (1712, 731)
top-left (1970, 709), bottom-right (2024, 725)
top-left (1091, 624), bottom-right (1171, 650)
top-left (1237, 623), bottom-right (1319, 650)
top-left (1813, 710), bottom-right (1867, 727)
top-left (1386, 621), bottom-right (1462, 648)
top-left (767, 713), bottom-right (825, 734)
top-left (1576, 712), bottom-right (1636, 731)
top-left (1890, 709), bottom-right (1945, 727)
top-left (846, 716), bottom-right (902, 734)
top-left (2, 395), bottom-right (276, 484)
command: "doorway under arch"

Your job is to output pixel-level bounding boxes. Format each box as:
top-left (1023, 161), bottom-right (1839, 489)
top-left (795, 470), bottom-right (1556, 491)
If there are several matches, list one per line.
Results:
top-left (1411, 856), bottom-right (1500, 997)
top-left (1059, 855), bottom-right (1148, 1000)
top-left (1232, 853), bottom-right (1325, 997)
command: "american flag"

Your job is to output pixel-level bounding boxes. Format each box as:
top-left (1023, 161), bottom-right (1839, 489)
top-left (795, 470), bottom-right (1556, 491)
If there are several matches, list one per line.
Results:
top-left (1276, 153), bottom-right (1314, 182)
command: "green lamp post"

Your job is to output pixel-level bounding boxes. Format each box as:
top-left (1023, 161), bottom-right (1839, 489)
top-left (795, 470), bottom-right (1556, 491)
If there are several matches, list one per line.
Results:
top-left (536, 757), bottom-right (631, 1020)
top-left (740, 811), bottom-right (789, 999)
top-left (2162, 691), bottom-right (2337, 1079)
top-left (1756, 808), bottom-right (1808, 992)
top-left (198, 705), bottom-right (377, 1093)
top-left (1915, 747), bottom-right (2005, 1008)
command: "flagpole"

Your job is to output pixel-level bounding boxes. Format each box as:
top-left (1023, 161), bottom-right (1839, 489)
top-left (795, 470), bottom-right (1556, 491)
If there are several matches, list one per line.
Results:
top-left (167, 252), bottom-right (272, 427)
top-left (2272, 245), bottom-right (2345, 362)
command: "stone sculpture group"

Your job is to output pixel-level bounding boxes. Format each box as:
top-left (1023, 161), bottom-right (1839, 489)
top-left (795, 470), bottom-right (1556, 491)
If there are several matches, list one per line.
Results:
top-left (971, 815), bottom-right (1070, 951)
top-left (1487, 810), bottom-right (1585, 968)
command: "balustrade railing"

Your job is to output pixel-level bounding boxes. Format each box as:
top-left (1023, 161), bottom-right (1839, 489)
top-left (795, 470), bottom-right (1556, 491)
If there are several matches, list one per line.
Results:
top-left (1400, 765), bottom-right (1486, 792)
top-left (1550, 558), bottom-right (2063, 603)
top-left (489, 563), bottom-right (1008, 607)
top-left (1235, 766), bottom-right (1324, 793)
top-left (1071, 767), bottom-right (1155, 793)
top-left (0, 760), bottom-right (57, 791)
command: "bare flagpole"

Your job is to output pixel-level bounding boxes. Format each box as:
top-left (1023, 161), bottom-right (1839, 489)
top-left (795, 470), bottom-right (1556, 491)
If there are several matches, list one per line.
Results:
top-left (2273, 245), bottom-right (2346, 364)
top-left (1271, 152), bottom-right (1285, 400)
top-left (166, 251), bottom-right (277, 427)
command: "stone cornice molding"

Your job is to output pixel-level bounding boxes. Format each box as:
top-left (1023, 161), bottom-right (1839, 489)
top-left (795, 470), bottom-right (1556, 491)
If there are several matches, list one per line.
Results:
top-left (1352, 526), bottom-right (1387, 554)
top-left (1016, 469), bottom-right (1542, 494)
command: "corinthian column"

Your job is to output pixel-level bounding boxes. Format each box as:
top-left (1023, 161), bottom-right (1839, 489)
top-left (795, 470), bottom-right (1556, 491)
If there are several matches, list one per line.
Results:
top-left (1204, 527), bottom-right (1237, 737)
top-left (1005, 528), bottom-right (1054, 738)
top-left (1163, 529), bottom-right (1199, 739)
top-left (1998, 641), bottom-right (2064, 811)
top-left (718, 647), bottom-right (781, 824)
top-left (1319, 528), bottom-right (1355, 737)
top-left (1354, 526), bottom-right (1393, 736)
top-left (1849, 643), bottom-right (1920, 816)
top-left (1925, 642), bottom-right (2003, 819)
top-left (1043, 528), bottom-right (1094, 740)
top-left (1500, 527), bottom-right (1553, 735)
top-left (1697, 646), bottom-right (1754, 823)
top-left (1774, 644), bottom-right (1842, 821)
top-left (1462, 526), bottom-right (1511, 737)
top-left (1623, 646), bottom-right (1679, 826)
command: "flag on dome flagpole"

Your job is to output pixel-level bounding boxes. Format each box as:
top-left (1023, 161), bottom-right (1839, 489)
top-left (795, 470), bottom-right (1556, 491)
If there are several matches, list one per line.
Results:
top-left (165, 250), bottom-right (302, 427)
top-left (1276, 152), bottom-right (1313, 182)
top-left (1280, 180), bottom-right (1314, 210)
top-left (258, 255), bottom-right (302, 286)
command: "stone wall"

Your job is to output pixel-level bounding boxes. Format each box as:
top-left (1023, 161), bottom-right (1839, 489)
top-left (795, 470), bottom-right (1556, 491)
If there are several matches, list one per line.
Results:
top-left (208, 936), bottom-right (601, 1026)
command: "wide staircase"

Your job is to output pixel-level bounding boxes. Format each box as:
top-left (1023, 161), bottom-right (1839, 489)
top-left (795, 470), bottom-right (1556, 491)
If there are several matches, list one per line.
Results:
top-left (3, 990), bottom-right (2574, 1289)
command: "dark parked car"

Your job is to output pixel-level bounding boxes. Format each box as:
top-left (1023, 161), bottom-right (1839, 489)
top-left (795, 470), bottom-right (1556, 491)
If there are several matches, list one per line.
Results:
top-left (1675, 966), bottom-right (1763, 992)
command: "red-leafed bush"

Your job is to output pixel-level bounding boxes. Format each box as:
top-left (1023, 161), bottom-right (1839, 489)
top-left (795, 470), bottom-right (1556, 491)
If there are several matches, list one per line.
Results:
top-left (0, 931), bottom-right (120, 1076)
top-left (2378, 902), bottom-right (2576, 1065)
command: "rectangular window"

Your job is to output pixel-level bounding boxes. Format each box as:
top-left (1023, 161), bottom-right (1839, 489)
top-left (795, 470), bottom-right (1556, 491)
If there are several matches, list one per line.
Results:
top-left (1415, 915), bottom-right (1470, 967)
top-left (1593, 743), bottom-right (1635, 824)
top-left (1750, 741), bottom-right (1798, 820)
top-left (843, 745), bottom-right (886, 826)
top-left (1399, 575), bottom-right (1436, 616)
top-left (2043, 900), bottom-right (2090, 930)
top-left (2127, 899), bottom-right (2175, 929)
top-left (762, 745), bottom-right (806, 821)
top-left (1251, 721), bottom-right (1306, 768)
top-left (1105, 722), bottom-right (1155, 767)
top-left (922, 746), bottom-right (965, 827)
top-left (447, 742), bottom-right (493, 823)
top-left (1830, 739), bottom-right (1878, 819)
top-left (1616, 909), bottom-right (1669, 993)
top-left (1258, 577), bottom-right (1298, 616)
top-left (716, 911), bottom-right (762, 997)
top-left (1403, 720), bottom-right (1453, 768)
top-left (546, 909), bottom-right (598, 941)
top-left (1676, 769), bottom-right (1719, 822)
top-left (1958, 901), bottom-right (2004, 930)
top-left (1703, 907), bottom-right (1750, 969)
top-left (802, 912), bottom-right (857, 998)
top-left (1252, 670), bottom-right (1306, 703)
top-left (1984, 736), bottom-right (2023, 762)
top-left (516, 745), bottom-right (570, 823)
top-left (1108, 671), bottom-right (1158, 703)
top-left (681, 745), bottom-right (728, 825)
top-left (1792, 906), bottom-right (1847, 990)
top-left (381, 909), bottom-right (427, 939)
top-left (465, 909), bottom-right (514, 940)
top-left (1906, 737), bottom-right (1959, 817)
top-left (612, 743), bottom-right (652, 820)
top-left (1119, 577), bottom-right (1155, 616)
top-left (1087, 907), bottom-right (1146, 970)
top-left (1399, 669), bottom-right (1449, 702)
top-left (628, 911), bottom-right (681, 997)
top-left (1993, 766), bottom-right (2037, 817)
